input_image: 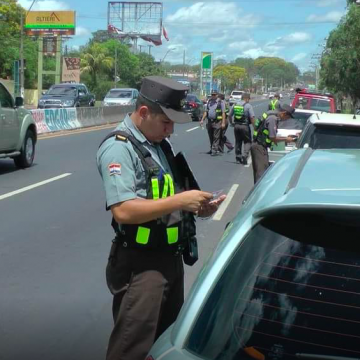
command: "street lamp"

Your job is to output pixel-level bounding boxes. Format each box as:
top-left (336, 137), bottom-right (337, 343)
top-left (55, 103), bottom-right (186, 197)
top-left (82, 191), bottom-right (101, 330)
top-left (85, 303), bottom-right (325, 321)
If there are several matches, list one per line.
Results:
top-left (161, 48), bottom-right (176, 63)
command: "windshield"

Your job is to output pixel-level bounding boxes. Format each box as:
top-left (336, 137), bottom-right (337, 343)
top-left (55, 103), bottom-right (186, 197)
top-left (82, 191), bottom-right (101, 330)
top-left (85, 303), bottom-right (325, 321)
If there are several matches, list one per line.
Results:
top-left (47, 86), bottom-right (77, 95)
top-left (186, 94), bottom-right (197, 102)
top-left (186, 222), bottom-right (360, 360)
top-left (295, 97), bottom-right (331, 112)
top-left (300, 125), bottom-right (360, 149)
top-left (106, 90), bottom-right (132, 99)
top-left (232, 92), bottom-right (243, 96)
top-left (278, 112), bottom-right (314, 130)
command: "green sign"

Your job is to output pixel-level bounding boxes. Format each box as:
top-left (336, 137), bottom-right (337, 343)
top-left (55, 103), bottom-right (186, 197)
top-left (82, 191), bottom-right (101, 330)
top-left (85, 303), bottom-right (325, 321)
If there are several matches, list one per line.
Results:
top-left (202, 52), bottom-right (212, 70)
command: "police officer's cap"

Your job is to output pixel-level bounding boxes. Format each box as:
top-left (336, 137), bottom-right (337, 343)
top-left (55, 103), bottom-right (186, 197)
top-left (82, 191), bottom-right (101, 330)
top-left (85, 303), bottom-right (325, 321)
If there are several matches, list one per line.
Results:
top-left (139, 76), bottom-right (191, 124)
top-left (279, 104), bottom-right (295, 118)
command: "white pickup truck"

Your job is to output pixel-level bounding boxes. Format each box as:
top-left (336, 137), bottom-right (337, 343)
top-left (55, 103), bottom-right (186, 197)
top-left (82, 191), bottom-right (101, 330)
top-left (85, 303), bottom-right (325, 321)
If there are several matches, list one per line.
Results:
top-left (0, 82), bottom-right (37, 168)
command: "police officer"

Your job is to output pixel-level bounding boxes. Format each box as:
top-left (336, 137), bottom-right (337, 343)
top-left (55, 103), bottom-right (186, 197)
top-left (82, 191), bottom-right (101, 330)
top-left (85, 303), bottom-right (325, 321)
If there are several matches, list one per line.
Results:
top-left (218, 93), bottom-right (234, 153)
top-left (200, 90), bottom-right (226, 156)
top-left (250, 104), bottom-right (296, 183)
top-left (229, 93), bottom-right (255, 164)
top-left (268, 93), bottom-right (281, 111)
top-left (97, 76), bottom-right (225, 360)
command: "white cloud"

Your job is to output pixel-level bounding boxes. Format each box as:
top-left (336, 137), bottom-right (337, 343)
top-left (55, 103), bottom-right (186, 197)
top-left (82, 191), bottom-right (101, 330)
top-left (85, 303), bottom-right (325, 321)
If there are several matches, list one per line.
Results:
top-left (316, 0), bottom-right (342, 7)
top-left (241, 48), bottom-right (272, 59)
top-left (282, 32), bottom-right (312, 44)
top-left (307, 11), bottom-right (344, 23)
top-left (18, 0), bottom-right (69, 10)
top-left (291, 53), bottom-right (308, 62)
top-left (76, 26), bottom-right (90, 37)
top-left (229, 40), bottom-right (258, 52)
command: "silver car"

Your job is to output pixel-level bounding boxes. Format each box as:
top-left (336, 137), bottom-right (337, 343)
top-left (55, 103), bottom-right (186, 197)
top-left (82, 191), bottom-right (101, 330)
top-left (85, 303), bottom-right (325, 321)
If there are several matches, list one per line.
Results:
top-left (103, 88), bottom-right (139, 106)
top-left (148, 148), bottom-right (360, 360)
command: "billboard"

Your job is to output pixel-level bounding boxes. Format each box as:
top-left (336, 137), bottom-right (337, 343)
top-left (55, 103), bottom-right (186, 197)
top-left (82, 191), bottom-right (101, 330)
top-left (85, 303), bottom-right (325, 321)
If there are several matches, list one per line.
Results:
top-left (25, 11), bottom-right (76, 36)
top-left (62, 57), bottom-right (81, 83)
top-left (200, 52), bottom-right (213, 95)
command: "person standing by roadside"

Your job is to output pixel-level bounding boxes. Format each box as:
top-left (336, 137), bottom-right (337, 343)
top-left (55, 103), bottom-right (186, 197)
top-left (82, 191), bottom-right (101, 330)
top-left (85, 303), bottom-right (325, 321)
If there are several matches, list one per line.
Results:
top-left (97, 76), bottom-right (226, 360)
top-left (218, 93), bottom-right (234, 153)
top-left (268, 93), bottom-right (281, 111)
top-left (229, 93), bottom-right (255, 164)
top-left (200, 90), bottom-right (226, 156)
top-left (251, 104), bottom-right (296, 183)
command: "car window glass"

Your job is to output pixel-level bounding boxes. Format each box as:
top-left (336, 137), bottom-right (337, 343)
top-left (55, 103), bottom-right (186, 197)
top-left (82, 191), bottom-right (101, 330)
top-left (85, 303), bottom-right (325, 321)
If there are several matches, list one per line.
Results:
top-left (186, 222), bottom-right (360, 360)
top-left (48, 86), bottom-right (77, 95)
top-left (294, 97), bottom-right (310, 109)
top-left (80, 86), bottom-right (87, 94)
top-left (0, 84), bottom-right (14, 108)
top-left (186, 95), bottom-right (197, 102)
top-left (310, 99), bottom-right (331, 112)
top-left (106, 90), bottom-right (132, 98)
top-left (308, 126), bottom-right (360, 149)
top-left (232, 91), bottom-right (243, 96)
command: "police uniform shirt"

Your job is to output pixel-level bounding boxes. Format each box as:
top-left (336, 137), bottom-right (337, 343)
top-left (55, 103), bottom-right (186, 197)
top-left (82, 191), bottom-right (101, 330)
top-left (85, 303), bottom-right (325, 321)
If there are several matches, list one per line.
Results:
top-left (265, 114), bottom-right (278, 138)
top-left (96, 114), bottom-right (173, 208)
top-left (229, 102), bottom-right (255, 123)
top-left (207, 98), bottom-right (225, 120)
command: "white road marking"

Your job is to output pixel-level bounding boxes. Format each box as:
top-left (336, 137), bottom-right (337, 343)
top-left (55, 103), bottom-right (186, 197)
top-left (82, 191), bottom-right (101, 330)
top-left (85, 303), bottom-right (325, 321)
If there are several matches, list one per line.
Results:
top-left (213, 184), bottom-right (239, 221)
top-left (245, 155), bottom-right (252, 168)
top-left (0, 173), bottom-right (72, 201)
top-left (187, 126), bottom-right (200, 132)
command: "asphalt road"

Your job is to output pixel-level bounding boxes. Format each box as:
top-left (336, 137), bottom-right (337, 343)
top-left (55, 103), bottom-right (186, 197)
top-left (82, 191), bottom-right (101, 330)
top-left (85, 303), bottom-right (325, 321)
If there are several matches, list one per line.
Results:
top-left (0, 97), bottom-right (277, 360)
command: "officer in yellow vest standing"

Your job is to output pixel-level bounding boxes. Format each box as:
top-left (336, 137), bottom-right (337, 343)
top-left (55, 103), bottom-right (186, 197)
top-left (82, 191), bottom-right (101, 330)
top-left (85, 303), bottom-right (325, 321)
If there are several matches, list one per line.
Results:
top-left (250, 104), bottom-right (296, 183)
top-left (97, 76), bottom-right (226, 360)
top-left (229, 93), bottom-right (255, 164)
top-left (268, 93), bottom-right (281, 111)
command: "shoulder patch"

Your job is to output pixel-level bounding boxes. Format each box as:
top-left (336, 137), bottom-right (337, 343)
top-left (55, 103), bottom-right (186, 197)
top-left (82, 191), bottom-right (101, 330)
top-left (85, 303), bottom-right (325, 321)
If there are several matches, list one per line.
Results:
top-left (108, 163), bottom-right (122, 176)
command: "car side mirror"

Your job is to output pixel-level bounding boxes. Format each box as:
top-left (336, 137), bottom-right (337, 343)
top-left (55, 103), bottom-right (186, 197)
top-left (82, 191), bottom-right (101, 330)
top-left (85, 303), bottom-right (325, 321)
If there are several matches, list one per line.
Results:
top-left (42, 90), bottom-right (47, 95)
top-left (15, 97), bottom-right (24, 107)
top-left (79, 92), bottom-right (85, 97)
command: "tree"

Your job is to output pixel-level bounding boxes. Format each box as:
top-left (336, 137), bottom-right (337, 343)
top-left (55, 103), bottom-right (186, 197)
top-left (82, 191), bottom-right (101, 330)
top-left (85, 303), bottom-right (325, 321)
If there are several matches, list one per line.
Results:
top-left (80, 42), bottom-right (113, 87)
top-left (213, 65), bottom-right (247, 91)
top-left (132, 53), bottom-right (165, 88)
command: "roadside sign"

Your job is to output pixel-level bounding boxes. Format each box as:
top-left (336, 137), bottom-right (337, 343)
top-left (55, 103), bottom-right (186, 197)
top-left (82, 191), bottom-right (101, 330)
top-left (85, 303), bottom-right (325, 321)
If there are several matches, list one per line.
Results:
top-left (201, 52), bottom-right (213, 95)
top-left (25, 11), bottom-right (76, 36)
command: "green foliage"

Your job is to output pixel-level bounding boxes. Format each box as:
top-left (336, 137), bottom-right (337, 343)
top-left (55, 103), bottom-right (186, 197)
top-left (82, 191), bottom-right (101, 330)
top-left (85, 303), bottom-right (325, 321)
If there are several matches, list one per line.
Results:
top-left (320, 5), bottom-right (360, 103)
top-left (213, 65), bottom-right (247, 91)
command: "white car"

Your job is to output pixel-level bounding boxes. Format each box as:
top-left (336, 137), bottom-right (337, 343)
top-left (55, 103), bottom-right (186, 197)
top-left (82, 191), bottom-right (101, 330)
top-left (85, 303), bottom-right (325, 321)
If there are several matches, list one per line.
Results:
top-left (229, 90), bottom-right (244, 106)
top-left (103, 88), bottom-right (139, 106)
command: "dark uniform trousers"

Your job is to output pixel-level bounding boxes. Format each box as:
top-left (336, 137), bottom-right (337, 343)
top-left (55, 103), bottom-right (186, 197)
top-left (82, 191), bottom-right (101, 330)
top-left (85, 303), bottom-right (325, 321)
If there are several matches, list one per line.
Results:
top-left (234, 124), bottom-right (251, 160)
top-left (219, 124), bottom-right (233, 152)
top-left (250, 142), bottom-right (269, 183)
top-left (106, 246), bottom-right (184, 360)
top-left (206, 120), bottom-right (222, 153)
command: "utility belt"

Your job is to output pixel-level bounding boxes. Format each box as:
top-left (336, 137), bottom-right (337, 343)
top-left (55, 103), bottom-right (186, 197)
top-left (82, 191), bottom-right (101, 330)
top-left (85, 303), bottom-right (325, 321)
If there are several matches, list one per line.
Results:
top-left (234, 119), bottom-right (249, 125)
top-left (208, 117), bottom-right (221, 122)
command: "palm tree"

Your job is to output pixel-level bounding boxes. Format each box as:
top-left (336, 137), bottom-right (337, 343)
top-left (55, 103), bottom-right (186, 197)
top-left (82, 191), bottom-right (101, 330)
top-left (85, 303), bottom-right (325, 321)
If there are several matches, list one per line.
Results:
top-left (80, 43), bottom-right (113, 87)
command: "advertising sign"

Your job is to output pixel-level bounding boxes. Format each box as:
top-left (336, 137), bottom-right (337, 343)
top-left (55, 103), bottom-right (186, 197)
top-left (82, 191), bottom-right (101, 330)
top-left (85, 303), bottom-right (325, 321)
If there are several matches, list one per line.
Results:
top-left (62, 57), bottom-right (81, 83)
top-left (25, 11), bottom-right (76, 35)
top-left (200, 52), bottom-right (213, 95)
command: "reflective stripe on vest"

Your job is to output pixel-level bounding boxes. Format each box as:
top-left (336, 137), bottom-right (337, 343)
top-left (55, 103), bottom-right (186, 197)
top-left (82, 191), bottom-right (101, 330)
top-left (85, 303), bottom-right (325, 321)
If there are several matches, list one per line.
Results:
top-left (234, 105), bottom-right (245, 121)
top-left (270, 99), bottom-right (278, 111)
top-left (215, 108), bottom-right (223, 120)
top-left (137, 173), bottom-right (178, 245)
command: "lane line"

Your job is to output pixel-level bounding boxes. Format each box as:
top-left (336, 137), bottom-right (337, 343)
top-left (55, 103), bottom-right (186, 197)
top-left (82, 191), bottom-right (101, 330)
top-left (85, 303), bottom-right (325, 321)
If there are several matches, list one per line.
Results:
top-left (213, 184), bottom-right (239, 221)
top-left (187, 126), bottom-right (200, 132)
top-left (0, 173), bottom-right (72, 201)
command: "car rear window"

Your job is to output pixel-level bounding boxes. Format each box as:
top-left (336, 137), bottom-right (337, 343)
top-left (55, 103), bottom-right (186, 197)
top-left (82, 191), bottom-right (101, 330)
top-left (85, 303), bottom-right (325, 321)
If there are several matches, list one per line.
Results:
top-left (310, 99), bottom-right (331, 112)
top-left (232, 91), bottom-right (243, 96)
top-left (106, 90), bottom-right (132, 98)
top-left (186, 95), bottom-right (197, 102)
top-left (305, 125), bottom-right (360, 149)
top-left (186, 220), bottom-right (360, 360)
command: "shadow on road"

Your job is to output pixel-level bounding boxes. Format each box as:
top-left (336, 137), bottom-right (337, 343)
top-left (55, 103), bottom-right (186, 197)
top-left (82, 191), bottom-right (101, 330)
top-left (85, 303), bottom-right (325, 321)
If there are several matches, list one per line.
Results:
top-left (0, 161), bottom-right (38, 175)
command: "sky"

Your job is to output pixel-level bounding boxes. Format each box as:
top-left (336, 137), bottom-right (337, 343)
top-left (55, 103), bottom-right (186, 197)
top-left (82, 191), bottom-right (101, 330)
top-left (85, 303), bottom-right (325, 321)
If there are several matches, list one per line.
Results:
top-left (18, 0), bottom-right (348, 72)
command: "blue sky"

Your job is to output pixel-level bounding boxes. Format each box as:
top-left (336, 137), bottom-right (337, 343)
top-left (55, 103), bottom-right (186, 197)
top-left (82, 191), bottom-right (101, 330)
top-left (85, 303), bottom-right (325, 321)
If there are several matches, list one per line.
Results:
top-left (18, 0), bottom-right (347, 72)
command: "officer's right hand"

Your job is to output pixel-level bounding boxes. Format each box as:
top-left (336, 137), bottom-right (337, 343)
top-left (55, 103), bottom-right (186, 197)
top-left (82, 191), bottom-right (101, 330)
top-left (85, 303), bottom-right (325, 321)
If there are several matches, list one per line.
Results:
top-left (178, 190), bottom-right (213, 213)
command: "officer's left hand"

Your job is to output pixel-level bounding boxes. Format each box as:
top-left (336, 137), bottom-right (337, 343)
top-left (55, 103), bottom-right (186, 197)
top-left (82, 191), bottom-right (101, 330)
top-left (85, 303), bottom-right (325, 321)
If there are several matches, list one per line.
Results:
top-left (198, 194), bottom-right (226, 218)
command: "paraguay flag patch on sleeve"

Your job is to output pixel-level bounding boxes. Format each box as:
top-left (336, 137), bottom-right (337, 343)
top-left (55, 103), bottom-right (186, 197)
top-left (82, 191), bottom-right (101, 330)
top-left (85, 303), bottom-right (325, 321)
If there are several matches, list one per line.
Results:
top-left (108, 163), bottom-right (121, 176)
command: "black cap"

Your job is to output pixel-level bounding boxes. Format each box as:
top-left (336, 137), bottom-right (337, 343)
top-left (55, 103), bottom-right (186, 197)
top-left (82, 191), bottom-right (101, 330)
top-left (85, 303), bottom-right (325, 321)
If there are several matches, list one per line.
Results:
top-left (279, 104), bottom-right (295, 118)
top-left (139, 76), bottom-right (191, 124)
top-left (211, 90), bottom-right (218, 95)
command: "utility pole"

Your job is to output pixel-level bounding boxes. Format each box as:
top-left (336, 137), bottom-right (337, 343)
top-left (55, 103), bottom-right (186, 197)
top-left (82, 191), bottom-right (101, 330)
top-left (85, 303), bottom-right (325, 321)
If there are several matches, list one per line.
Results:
top-left (183, 49), bottom-right (185, 77)
top-left (20, 11), bottom-right (24, 97)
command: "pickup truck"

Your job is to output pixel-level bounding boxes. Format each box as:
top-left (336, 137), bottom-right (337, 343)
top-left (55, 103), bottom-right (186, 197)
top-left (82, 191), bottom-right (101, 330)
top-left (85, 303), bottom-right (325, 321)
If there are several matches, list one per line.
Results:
top-left (0, 81), bottom-right (37, 168)
top-left (38, 83), bottom-right (96, 109)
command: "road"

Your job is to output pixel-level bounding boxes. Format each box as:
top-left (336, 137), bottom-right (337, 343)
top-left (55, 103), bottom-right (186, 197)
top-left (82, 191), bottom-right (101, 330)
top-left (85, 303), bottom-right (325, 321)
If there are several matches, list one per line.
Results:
top-left (0, 97), bottom-right (275, 360)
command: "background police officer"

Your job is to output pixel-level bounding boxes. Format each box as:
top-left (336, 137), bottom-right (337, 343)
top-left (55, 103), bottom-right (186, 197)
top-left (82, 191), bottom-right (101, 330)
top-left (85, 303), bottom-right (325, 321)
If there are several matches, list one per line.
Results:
top-left (250, 104), bottom-right (296, 183)
top-left (200, 90), bottom-right (226, 156)
top-left (268, 93), bottom-right (281, 111)
top-left (97, 76), bottom-right (226, 360)
top-left (229, 93), bottom-right (255, 164)
top-left (218, 93), bottom-right (234, 153)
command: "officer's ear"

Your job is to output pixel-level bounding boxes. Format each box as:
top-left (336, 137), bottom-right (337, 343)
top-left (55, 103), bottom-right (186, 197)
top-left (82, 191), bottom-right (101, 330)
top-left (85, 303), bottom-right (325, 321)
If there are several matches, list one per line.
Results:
top-left (138, 105), bottom-right (150, 120)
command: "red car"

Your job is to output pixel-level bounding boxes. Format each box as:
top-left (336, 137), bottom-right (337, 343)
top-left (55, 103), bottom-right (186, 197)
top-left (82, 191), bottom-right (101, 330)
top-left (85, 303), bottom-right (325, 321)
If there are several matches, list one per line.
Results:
top-left (291, 89), bottom-right (336, 113)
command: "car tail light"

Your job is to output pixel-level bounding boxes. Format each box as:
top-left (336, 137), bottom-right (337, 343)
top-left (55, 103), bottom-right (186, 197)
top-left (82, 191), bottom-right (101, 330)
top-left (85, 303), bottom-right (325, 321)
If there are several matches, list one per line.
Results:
top-left (145, 356), bottom-right (154, 360)
top-left (189, 101), bottom-right (198, 108)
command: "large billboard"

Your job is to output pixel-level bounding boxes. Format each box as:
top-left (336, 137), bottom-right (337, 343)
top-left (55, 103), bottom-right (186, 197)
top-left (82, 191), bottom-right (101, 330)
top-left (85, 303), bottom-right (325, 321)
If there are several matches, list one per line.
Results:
top-left (200, 52), bottom-right (213, 95)
top-left (62, 57), bottom-right (81, 83)
top-left (25, 11), bottom-right (76, 36)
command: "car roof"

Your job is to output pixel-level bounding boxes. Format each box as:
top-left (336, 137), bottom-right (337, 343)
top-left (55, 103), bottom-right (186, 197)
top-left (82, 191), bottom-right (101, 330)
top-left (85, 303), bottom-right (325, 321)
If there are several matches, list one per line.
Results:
top-left (308, 113), bottom-right (360, 126)
top-left (108, 88), bottom-right (136, 91)
top-left (294, 109), bottom-right (322, 115)
top-left (54, 83), bottom-right (84, 87)
top-left (296, 91), bottom-right (334, 99)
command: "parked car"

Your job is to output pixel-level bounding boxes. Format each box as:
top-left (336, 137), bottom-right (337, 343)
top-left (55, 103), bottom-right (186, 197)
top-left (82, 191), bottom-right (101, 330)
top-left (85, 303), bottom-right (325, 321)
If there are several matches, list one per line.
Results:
top-left (0, 82), bottom-right (37, 168)
top-left (148, 148), bottom-right (360, 360)
top-left (103, 88), bottom-right (139, 106)
top-left (229, 90), bottom-right (244, 106)
top-left (291, 89), bottom-right (336, 113)
top-left (38, 83), bottom-right (95, 109)
top-left (183, 94), bottom-right (204, 121)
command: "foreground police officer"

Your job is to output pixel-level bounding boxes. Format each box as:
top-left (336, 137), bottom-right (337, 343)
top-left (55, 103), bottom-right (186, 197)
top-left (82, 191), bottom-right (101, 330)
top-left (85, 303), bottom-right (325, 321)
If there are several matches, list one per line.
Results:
top-left (229, 93), bottom-right (255, 164)
top-left (200, 90), bottom-right (226, 156)
top-left (97, 76), bottom-right (225, 360)
top-left (250, 104), bottom-right (296, 183)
